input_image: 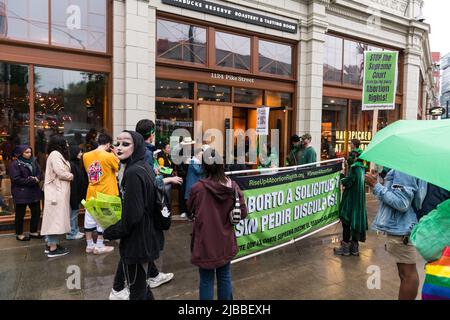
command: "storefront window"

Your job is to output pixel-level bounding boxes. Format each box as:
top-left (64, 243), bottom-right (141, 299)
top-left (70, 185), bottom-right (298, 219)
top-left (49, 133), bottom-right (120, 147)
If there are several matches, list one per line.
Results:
top-left (349, 101), bottom-right (373, 150)
top-left (33, 67), bottom-right (106, 168)
top-left (0, 62), bottom-right (30, 216)
top-left (157, 19), bottom-right (207, 64)
top-left (51, 0), bottom-right (107, 52)
top-left (321, 98), bottom-right (347, 159)
top-left (155, 101), bottom-right (193, 144)
top-left (197, 84), bottom-right (230, 102)
top-left (323, 35), bottom-right (343, 83)
top-left (343, 40), bottom-right (365, 86)
top-left (258, 40), bottom-right (292, 76)
top-left (156, 79), bottom-right (194, 100)
top-left (234, 88), bottom-right (262, 105)
top-left (265, 91), bottom-right (291, 107)
top-left (216, 32), bottom-right (250, 71)
top-left (378, 104), bottom-right (401, 131)
top-left (0, 0), bottom-right (49, 43)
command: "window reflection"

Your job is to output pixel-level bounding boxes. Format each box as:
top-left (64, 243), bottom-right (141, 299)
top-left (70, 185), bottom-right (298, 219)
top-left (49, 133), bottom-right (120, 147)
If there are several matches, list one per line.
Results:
top-left (156, 79), bottom-right (194, 99)
top-left (321, 98), bottom-right (347, 159)
top-left (324, 35), bottom-right (343, 83)
top-left (0, 62), bottom-right (30, 216)
top-left (234, 88), bottom-right (262, 105)
top-left (156, 102), bottom-right (193, 143)
top-left (34, 67), bottom-right (106, 169)
top-left (259, 40), bottom-right (292, 76)
top-left (51, 0), bottom-right (107, 52)
top-left (378, 105), bottom-right (401, 131)
top-left (216, 32), bottom-right (250, 70)
top-left (0, 0), bottom-right (48, 43)
top-left (157, 19), bottom-right (206, 64)
top-left (197, 84), bottom-right (230, 102)
top-left (265, 91), bottom-right (291, 107)
top-left (349, 101), bottom-right (373, 151)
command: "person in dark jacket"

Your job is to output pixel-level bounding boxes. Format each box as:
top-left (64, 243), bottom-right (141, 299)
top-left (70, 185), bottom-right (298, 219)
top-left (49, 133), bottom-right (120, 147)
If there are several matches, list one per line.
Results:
top-left (134, 119), bottom-right (175, 292)
top-left (417, 183), bottom-right (450, 220)
top-left (67, 145), bottom-right (88, 240)
top-left (104, 131), bottom-right (160, 300)
top-left (10, 145), bottom-right (43, 241)
top-left (187, 149), bottom-right (248, 300)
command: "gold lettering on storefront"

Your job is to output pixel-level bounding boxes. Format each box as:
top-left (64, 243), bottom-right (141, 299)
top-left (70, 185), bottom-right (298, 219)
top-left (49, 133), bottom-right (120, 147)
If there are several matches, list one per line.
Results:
top-left (336, 131), bottom-right (373, 141)
top-left (211, 73), bottom-right (255, 83)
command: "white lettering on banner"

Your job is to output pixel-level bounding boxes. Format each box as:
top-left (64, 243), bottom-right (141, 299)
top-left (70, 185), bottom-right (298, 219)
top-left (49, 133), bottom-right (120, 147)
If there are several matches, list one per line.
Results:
top-left (66, 5), bottom-right (81, 30)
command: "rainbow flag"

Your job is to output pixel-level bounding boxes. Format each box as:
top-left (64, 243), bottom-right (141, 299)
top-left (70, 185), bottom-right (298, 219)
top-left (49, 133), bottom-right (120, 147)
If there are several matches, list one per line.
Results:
top-left (422, 247), bottom-right (450, 300)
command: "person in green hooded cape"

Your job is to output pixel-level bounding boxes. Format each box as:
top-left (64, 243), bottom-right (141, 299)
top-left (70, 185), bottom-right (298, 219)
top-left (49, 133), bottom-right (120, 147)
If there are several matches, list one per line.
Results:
top-left (334, 139), bottom-right (368, 256)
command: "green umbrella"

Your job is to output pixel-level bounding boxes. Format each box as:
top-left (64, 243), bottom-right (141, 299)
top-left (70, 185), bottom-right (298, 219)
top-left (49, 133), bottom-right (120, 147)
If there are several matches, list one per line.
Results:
top-left (360, 120), bottom-right (450, 191)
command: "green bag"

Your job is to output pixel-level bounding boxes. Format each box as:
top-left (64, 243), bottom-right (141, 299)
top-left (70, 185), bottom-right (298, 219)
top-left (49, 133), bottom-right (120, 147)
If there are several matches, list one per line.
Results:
top-left (81, 193), bottom-right (122, 230)
top-left (410, 199), bottom-right (450, 262)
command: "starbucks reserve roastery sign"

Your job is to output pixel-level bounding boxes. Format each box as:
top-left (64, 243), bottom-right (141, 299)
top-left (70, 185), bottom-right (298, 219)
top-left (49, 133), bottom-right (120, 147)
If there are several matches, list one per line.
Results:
top-left (162, 0), bottom-right (298, 34)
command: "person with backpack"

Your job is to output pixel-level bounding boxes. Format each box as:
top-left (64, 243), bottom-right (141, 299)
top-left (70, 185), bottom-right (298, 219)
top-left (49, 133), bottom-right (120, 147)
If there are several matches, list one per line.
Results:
top-left (187, 149), bottom-right (248, 300)
top-left (365, 169), bottom-right (427, 300)
top-left (104, 131), bottom-right (161, 300)
top-left (134, 119), bottom-right (175, 291)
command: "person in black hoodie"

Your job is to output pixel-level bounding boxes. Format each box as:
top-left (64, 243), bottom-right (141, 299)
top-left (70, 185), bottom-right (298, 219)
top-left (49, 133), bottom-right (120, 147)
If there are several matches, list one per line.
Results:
top-left (67, 145), bottom-right (88, 240)
top-left (103, 130), bottom-right (161, 300)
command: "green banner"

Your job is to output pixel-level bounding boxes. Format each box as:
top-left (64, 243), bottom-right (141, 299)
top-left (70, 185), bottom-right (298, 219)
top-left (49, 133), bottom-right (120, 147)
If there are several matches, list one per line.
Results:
top-left (362, 51), bottom-right (398, 110)
top-left (231, 163), bottom-right (341, 259)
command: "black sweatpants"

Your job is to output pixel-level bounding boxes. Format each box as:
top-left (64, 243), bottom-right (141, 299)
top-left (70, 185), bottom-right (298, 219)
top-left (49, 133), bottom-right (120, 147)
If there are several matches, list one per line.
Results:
top-left (15, 202), bottom-right (41, 235)
top-left (342, 221), bottom-right (359, 243)
top-left (113, 261), bottom-right (154, 300)
top-left (113, 259), bottom-right (159, 292)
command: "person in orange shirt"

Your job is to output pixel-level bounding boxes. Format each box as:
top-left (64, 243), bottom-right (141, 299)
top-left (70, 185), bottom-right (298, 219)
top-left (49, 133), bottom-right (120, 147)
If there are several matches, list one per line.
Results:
top-left (82, 133), bottom-right (119, 254)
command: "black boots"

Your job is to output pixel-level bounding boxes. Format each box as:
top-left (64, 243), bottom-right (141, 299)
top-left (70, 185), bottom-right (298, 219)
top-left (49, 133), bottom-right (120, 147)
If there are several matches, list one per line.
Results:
top-left (333, 241), bottom-right (359, 256)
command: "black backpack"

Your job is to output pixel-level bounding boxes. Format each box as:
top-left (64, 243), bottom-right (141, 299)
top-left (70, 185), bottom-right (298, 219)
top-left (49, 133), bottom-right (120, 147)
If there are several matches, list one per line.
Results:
top-left (137, 165), bottom-right (171, 231)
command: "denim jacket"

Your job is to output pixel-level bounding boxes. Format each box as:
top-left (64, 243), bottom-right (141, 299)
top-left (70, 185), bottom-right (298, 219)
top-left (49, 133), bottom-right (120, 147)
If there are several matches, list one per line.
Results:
top-left (371, 170), bottom-right (425, 236)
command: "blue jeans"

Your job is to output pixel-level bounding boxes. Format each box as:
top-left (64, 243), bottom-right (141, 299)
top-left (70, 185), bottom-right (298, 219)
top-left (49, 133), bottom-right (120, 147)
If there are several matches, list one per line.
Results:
top-left (46, 235), bottom-right (60, 245)
top-left (67, 209), bottom-right (80, 238)
top-left (199, 262), bottom-right (233, 300)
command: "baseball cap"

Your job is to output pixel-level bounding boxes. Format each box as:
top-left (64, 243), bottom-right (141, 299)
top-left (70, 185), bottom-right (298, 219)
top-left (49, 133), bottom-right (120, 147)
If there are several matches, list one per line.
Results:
top-left (291, 134), bottom-right (301, 143)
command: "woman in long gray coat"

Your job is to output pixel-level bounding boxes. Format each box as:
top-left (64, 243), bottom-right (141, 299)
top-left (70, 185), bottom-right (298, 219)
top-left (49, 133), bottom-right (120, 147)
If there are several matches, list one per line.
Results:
top-left (41, 134), bottom-right (73, 258)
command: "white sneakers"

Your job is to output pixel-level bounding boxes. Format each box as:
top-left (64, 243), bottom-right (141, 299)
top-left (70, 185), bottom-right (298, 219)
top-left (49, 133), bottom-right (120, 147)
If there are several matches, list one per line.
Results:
top-left (109, 288), bottom-right (130, 300)
top-left (66, 232), bottom-right (85, 240)
top-left (180, 212), bottom-right (188, 219)
top-left (93, 246), bottom-right (114, 254)
top-left (147, 272), bottom-right (174, 288)
top-left (86, 245), bottom-right (114, 254)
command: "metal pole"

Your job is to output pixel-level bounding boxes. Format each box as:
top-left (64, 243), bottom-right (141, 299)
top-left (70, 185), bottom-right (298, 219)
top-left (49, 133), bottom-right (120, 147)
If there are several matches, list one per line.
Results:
top-left (447, 100), bottom-right (449, 119)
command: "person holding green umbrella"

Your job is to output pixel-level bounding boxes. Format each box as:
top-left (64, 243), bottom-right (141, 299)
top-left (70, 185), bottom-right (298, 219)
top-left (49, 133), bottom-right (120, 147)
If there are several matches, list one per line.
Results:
top-left (334, 145), bottom-right (368, 256)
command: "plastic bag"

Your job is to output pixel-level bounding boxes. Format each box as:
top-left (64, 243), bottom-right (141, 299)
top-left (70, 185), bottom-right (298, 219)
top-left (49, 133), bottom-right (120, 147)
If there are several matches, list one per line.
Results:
top-left (81, 192), bottom-right (122, 229)
top-left (411, 199), bottom-right (450, 262)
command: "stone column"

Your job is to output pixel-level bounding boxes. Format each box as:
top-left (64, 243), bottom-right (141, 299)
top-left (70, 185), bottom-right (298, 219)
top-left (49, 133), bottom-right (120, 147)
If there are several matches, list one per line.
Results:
top-left (297, 0), bottom-right (328, 160)
top-left (122, 0), bottom-right (153, 133)
top-left (112, 0), bottom-right (126, 138)
top-left (402, 23), bottom-right (424, 120)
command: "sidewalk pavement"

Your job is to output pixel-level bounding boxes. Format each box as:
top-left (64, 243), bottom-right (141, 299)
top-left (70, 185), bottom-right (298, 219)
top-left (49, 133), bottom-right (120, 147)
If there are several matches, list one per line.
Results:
top-left (0, 195), bottom-right (426, 300)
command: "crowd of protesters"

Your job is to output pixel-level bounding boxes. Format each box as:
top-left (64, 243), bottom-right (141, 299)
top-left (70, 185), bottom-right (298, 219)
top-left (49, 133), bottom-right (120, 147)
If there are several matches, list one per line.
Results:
top-left (7, 123), bottom-right (450, 301)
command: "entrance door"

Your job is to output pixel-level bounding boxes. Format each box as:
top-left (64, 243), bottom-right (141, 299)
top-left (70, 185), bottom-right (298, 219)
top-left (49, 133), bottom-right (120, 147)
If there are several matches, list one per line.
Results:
top-left (197, 104), bottom-right (233, 152)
